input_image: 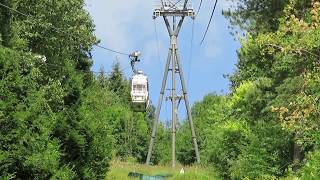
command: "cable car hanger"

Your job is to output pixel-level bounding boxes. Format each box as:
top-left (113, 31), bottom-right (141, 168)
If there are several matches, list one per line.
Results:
top-left (129, 51), bottom-right (141, 74)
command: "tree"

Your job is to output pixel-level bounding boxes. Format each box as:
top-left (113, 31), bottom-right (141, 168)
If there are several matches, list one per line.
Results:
top-left (108, 62), bottom-right (131, 105)
top-left (0, 0), bottom-right (118, 179)
top-left (224, 0), bottom-right (320, 178)
top-left (0, 47), bottom-right (74, 179)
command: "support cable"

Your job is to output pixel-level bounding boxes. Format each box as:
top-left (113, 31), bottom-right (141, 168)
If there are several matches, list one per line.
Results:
top-left (187, 20), bottom-right (195, 87)
top-left (0, 2), bottom-right (130, 56)
top-left (153, 19), bottom-right (163, 76)
top-left (95, 45), bottom-right (130, 56)
top-left (31, 60), bottom-right (131, 75)
top-left (183, 0), bottom-right (189, 9)
top-left (200, 0), bottom-right (218, 44)
top-left (196, 0), bottom-right (203, 15)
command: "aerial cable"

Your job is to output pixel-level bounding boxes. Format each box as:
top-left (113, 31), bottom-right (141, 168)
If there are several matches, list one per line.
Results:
top-left (183, 0), bottom-right (189, 9)
top-left (95, 44), bottom-right (130, 56)
top-left (196, 0), bottom-right (203, 15)
top-left (200, 0), bottom-right (218, 44)
top-left (31, 57), bottom-right (131, 75)
top-left (153, 19), bottom-right (163, 76)
top-left (187, 20), bottom-right (195, 87)
top-left (0, 2), bottom-right (130, 56)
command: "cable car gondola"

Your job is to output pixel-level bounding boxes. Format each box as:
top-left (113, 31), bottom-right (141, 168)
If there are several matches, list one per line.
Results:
top-left (129, 51), bottom-right (149, 112)
top-left (131, 71), bottom-right (149, 111)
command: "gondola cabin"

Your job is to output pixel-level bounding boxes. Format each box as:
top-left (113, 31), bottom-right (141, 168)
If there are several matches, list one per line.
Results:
top-left (131, 71), bottom-right (149, 112)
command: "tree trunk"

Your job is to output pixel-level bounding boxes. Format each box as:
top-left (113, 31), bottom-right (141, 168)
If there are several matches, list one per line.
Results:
top-left (293, 133), bottom-right (302, 172)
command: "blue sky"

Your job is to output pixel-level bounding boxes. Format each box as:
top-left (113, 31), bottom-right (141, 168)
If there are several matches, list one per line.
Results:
top-left (85, 0), bottom-right (240, 120)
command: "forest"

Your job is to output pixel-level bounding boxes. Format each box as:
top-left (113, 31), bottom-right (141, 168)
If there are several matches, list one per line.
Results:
top-left (0, 0), bottom-right (320, 179)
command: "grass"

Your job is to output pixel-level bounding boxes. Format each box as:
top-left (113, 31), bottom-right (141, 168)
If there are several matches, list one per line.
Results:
top-left (106, 160), bottom-right (220, 180)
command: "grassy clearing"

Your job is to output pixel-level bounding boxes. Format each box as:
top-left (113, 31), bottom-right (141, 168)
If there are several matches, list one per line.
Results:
top-left (106, 160), bottom-right (220, 180)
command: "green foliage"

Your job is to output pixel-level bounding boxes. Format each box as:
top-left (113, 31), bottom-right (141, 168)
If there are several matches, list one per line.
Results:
top-left (299, 150), bottom-right (320, 179)
top-left (176, 78), bottom-right (292, 178)
top-left (151, 123), bottom-right (171, 165)
top-left (223, 0), bottom-right (289, 34)
top-left (205, 119), bottom-right (249, 178)
top-left (230, 121), bottom-right (291, 179)
top-left (0, 0), bottom-right (117, 179)
top-left (229, 78), bottom-right (274, 120)
top-left (176, 124), bottom-right (196, 165)
top-left (0, 47), bottom-right (72, 179)
top-left (212, 0), bottom-right (320, 178)
top-left (95, 63), bottom-right (151, 164)
top-left (0, 46), bottom-right (119, 179)
top-left (64, 84), bottom-right (115, 179)
top-left (177, 94), bottom-right (229, 165)
top-left (2, 0), bottom-right (320, 179)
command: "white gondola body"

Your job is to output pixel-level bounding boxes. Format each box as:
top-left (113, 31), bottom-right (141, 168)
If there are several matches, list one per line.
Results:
top-left (131, 71), bottom-right (149, 111)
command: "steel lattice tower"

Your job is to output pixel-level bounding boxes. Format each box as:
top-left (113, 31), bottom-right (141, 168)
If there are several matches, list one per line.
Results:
top-left (146, 0), bottom-right (200, 167)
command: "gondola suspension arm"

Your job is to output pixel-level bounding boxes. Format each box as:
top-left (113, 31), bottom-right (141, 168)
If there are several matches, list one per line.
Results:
top-left (129, 51), bottom-right (141, 74)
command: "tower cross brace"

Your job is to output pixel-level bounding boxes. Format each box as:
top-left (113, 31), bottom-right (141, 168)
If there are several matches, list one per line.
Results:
top-left (146, 1), bottom-right (200, 167)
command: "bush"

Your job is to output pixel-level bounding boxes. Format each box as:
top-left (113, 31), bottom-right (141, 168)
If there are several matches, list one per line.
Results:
top-left (299, 150), bottom-right (320, 179)
top-left (0, 47), bottom-right (114, 179)
top-left (0, 48), bottom-right (69, 179)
